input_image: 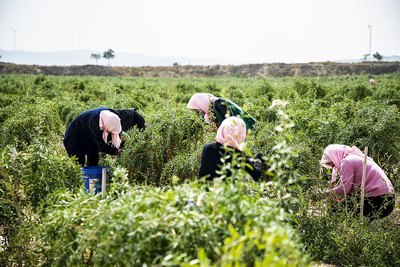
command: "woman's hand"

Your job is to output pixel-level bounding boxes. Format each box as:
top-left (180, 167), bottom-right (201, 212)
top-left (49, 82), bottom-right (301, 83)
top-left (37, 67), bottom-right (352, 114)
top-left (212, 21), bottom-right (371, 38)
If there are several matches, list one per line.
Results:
top-left (254, 153), bottom-right (266, 166)
top-left (115, 148), bottom-right (122, 156)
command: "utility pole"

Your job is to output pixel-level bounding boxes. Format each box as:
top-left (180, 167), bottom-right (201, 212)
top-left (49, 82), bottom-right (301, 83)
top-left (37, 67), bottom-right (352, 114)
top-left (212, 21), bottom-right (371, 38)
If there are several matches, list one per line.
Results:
top-left (368, 24), bottom-right (372, 57)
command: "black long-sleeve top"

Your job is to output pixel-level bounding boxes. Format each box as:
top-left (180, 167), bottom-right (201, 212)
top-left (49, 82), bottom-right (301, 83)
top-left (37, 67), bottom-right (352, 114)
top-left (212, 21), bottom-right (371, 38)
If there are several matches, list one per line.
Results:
top-left (198, 142), bottom-right (263, 181)
top-left (63, 107), bottom-right (120, 156)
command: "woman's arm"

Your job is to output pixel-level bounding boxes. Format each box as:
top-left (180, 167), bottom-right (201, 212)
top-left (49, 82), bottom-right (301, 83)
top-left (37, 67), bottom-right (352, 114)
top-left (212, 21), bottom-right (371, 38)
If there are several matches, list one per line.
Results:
top-left (89, 118), bottom-right (119, 156)
top-left (198, 146), bottom-right (213, 180)
top-left (199, 143), bottom-right (221, 180)
top-left (245, 158), bottom-right (263, 181)
top-left (326, 160), bottom-right (355, 195)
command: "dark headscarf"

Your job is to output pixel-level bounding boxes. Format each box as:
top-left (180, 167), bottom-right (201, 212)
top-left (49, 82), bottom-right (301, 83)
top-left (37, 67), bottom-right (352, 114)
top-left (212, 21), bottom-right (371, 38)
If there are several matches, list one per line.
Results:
top-left (115, 109), bottom-right (145, 131)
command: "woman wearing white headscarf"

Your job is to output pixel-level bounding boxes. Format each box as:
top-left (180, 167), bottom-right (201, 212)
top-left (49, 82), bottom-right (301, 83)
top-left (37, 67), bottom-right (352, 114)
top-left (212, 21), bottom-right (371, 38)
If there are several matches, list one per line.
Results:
top-left (198, 117), bottom-right (263, 181)
top-left (63, 107), bottom-right (145, 166)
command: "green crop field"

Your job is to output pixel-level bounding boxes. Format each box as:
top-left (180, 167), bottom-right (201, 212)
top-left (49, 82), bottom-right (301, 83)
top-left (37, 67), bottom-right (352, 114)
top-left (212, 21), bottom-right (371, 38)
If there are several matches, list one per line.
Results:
top-left (1, 73), bottom-right (399, 266)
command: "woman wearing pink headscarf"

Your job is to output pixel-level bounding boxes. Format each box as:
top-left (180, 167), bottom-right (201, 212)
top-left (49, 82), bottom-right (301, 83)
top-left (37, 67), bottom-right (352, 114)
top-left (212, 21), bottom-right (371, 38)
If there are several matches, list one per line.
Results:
top-left (63, 107), bottom-right (145, 166)
top-left (198, 117), bottom-right (263, 181)
top-left (320, 144), bottom-right (395, 219)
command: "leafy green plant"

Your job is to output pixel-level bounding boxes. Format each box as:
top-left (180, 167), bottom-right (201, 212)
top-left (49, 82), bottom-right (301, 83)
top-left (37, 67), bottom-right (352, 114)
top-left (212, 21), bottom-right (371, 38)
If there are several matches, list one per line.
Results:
top-left (28, 178), bottom-right (308, 266)
top-left (254, 78), bottom-right (275, 99)
top-left (227, 85), bottom-right (246, 106)
top-left (117, 108), bottom-right (209, 185)
top-left (0, 73), bottom-right (399, 266)
top-left (297, 211), bottom-right (400, 266)
top-left (0, 99), bottom-right (63, 148)
top-left (0, 139), bottom-right (82, 263)
top-left (336, 100), bottom-right (400, 186)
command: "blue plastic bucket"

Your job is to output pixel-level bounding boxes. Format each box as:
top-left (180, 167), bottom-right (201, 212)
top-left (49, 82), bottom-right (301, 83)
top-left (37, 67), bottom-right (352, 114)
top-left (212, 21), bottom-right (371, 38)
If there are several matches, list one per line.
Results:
top-left (81, 166), bottom-right (109, 194)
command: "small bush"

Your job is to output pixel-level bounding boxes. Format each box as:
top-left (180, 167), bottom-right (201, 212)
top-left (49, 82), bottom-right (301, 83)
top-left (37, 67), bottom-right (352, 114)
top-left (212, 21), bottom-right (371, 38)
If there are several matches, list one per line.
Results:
top-left (118, 108), bottom-right (208, 186)
top-left (0, 99), bottom-right (63, 148)
top-left (344, 83), bottom-right (372, 101)
top-left (29, 180), bottom-right (309, 266)
top-left (227, 85), bottom-right (246, 106)
top-left (254, 79), bottom-right (275, 99)
top-left (297, 213), bottom-right (400, 266)
top-left (0, 140), bottom-right (82, 262)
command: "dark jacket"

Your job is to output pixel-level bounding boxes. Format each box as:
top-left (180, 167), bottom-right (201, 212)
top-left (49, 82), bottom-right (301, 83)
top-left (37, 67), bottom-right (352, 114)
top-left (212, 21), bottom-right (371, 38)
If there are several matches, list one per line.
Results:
top-left (115, 108), bottom-right (146, 131)
top-left (63, 108), bottom-right (120, 157)
top-left (199, 142), bottom-right (262, 181)
top-left (63, 107), bottom-right (145, 156)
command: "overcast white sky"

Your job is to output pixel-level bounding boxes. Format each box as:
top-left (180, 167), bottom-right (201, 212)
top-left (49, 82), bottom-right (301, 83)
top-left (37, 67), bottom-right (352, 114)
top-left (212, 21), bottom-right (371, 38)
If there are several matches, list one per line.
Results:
top-left (0, 0), bottom-right (399, 63)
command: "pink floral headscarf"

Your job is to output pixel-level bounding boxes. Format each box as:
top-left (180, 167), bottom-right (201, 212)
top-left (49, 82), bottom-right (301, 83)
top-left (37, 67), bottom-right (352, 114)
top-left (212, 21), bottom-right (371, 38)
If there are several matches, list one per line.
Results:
top-left (186, 93), bottom-right (217, 122)
top-left (320, 144), bottom-right (369, 183)
top-left (99, 110), bottom-right (122, 148)
top-left (215, 117), bottom-right (247, 151)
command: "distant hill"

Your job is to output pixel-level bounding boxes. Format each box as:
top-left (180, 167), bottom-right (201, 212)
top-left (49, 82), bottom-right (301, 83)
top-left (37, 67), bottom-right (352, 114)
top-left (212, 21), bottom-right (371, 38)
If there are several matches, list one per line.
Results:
top-left (0, 49), bottom-right (399, 67)
top-left (0, 49), bottom-right (232, 67)
top-left (0, 49), bottom-right (400, 67)
top-left (1, 61), bottom-right (399, 78)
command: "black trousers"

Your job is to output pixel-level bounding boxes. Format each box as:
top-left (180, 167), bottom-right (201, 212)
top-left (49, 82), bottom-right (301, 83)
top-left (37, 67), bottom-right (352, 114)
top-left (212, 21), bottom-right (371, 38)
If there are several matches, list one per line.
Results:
top-left (79, 151), bottom-right (99, 167)
top-left (65, 147), bottom-right (99, 166)
top-left (333, 194), bottom-right (395, 220)
top-left (363, 194), bottom-right (395, 219)
top-left (64, 138), bottom-right (99, 167)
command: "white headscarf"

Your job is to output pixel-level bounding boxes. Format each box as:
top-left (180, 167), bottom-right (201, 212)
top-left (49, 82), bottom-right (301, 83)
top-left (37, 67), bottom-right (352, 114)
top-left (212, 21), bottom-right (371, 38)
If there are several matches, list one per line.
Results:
top-left (215, 117), bottom-right (247, 151)
top-left (187, 93), bottom-right (218, 122)
top-left (99, 110), bottom-right (122, 148)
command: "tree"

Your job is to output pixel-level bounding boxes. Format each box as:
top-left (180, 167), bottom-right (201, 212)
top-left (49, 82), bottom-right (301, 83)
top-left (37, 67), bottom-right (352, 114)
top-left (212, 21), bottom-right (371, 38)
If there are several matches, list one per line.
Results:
top-left (90, 53), bottom-right (101, 65)
top-left (373, 51), bottom-right (383, 61)
top-left (103, 49), bottom-right (115, 66)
